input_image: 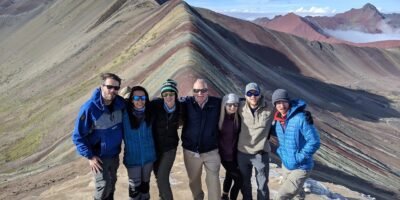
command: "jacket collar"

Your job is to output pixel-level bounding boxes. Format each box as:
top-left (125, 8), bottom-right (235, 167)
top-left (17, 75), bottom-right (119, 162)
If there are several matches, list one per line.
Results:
top-left (286, 99), bottom-right (306, 119)
top-left (91, 87), bottom-right (125, 111)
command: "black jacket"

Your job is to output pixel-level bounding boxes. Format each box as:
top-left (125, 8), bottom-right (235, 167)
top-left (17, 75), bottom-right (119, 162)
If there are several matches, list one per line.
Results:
top-left (181, 96), bottom-right (221, 153)
top-left (151, 98), bottom-right (182, 155)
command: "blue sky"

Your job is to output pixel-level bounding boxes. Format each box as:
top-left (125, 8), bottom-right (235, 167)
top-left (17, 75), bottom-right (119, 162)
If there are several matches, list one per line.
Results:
top-left (184, 0), bottom-right (400, 20)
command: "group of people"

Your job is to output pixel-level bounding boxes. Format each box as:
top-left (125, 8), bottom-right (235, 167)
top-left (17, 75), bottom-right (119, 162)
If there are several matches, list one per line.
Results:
top-left (72, 72), bottom-right (320, 200)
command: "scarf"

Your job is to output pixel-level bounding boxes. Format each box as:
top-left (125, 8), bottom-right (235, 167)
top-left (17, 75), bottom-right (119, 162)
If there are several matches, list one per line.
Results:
top-left (274, 111), bottom-right (287, 130)
top-left (133, 106), bottom-right (145, 120)
top-left (163, 102), bottom-right (176, 113)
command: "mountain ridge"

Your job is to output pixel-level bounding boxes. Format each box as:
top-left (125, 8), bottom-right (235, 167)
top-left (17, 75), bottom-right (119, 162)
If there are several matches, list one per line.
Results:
top-left (254, 3), bottom-right (400, 48)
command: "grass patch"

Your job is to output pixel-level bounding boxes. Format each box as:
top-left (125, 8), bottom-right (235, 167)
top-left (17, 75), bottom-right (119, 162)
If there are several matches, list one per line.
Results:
top-left (3, 130), bottom-right (42, 163)
top-left (62, 79), bottom-right (97, 101)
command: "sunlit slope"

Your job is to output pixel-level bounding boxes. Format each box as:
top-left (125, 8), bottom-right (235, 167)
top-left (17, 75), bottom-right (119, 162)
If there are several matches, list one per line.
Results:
top-left (0, 0), bottom-right (164, 169)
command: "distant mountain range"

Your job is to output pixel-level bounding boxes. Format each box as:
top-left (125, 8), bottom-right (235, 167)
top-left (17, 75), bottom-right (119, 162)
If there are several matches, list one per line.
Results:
top-left (254, 3), bottom-right (400, 48)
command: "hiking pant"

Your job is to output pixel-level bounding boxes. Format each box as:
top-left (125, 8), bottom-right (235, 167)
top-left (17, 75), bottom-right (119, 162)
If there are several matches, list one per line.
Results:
top-left (127, 162), bottom-right (153, 200)
top-left (221, 160), bottom-right (243, 200)
top-left (183, 148), bottom-right (221, 200)
top-left (154, 148), bottom-right (177, 200)
top-left (93, 156), bottom-right (119, 200)
top-left (274, 165), bottom-right (310, 200)
top-left (237, 151), bottom-right (270, 200)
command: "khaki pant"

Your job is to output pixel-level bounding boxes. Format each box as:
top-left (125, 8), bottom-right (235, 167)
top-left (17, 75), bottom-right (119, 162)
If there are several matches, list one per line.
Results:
top-left (183, 149), bottom-right (221, 200)
top-left (274, 165), bottom-right (310, 200)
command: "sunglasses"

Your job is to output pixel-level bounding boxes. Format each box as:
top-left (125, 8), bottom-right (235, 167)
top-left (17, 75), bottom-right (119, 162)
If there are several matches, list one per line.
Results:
top-left (193, 88), bottom-right (208, 94)
top-left (246, 90), bottom-right (260, 97)
top-left (132, 96), bottom-right (147, 101)
top-left (226, 103), bottom-right (239, 107)
top-left (103, 84), bottom-right (120, 90)
top-left (162, 92), bottom-right (175, 97)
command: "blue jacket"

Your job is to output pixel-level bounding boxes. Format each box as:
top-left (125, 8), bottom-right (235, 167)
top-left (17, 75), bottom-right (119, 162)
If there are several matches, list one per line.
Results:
top-left (274, 99), bottom-right (320, 170)
top-left (123, 111), bottom-right (156, 168)
top-left (181, 96), bottom-right (221, 153)
top-left (72, 88), bottom-right (125, 159)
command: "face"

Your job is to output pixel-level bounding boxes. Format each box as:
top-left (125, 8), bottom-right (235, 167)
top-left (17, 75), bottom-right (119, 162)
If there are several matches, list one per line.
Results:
top-left (275, 101), bottom-right (290, 115)
top-left (162, 91), bottom-right (176, 108)
top-left (225, 103), bottom-right (239, 114)
top-left (193, 80), bottom-right (208, 105)
top-left (101, 78), bottom-right (120, 103)
top-left (132, 90), bottom-right (146, 109)
top-left (245, 90), bottom-right (260, 108)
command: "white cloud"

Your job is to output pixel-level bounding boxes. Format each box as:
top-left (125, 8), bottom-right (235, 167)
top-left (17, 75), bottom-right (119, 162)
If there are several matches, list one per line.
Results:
top-left (221, 11), bottom-right (277, 20)
top-left (378, 20), bottom-right (400, 34)
top-left (323, 19), bottom-right (400, 43)
top-left (324, 29), bottom-right (400, 43)
top-left (292, 6), bottom-right (336, 16)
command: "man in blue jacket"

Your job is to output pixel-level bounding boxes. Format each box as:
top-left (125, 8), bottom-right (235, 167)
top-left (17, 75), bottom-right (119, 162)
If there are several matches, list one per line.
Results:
top-left (181, 78), bottom-right (221, 200)
top-left (72, 73), bottom-right (125, 200)
top-left (271, 89), bottom-right (320, 200)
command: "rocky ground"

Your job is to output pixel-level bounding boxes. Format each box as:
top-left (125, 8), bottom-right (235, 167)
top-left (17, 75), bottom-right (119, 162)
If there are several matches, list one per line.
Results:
top-left (0, 145), bottom-right (376, 200)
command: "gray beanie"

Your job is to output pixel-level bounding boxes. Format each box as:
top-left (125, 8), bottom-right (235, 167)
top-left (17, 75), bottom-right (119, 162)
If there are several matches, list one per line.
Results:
top-left (245, 82), bottom-right (260, 94)
top-left (272, 89), bottom-right (290, 105)
top-left (224, 93), bottom-right (239, 104)
top-left (161, 79), bottom-right (178, 94)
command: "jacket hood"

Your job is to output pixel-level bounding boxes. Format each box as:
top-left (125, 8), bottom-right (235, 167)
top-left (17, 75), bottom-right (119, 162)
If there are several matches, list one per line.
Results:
top-left (286, 99), bottom-right (306, 119)
top-left (90, 87), bottom-right (125, 111)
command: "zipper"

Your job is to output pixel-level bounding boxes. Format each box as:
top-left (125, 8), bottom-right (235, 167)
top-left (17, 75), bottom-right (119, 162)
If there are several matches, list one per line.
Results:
top-left (140, 123), bottom-right (144, 166)
top-left (166, 112), bottom-right (169, 131)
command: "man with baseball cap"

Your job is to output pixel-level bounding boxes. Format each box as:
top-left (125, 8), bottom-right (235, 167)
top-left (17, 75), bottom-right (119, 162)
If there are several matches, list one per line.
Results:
top-left (237, 82), bottom-right (273, 200)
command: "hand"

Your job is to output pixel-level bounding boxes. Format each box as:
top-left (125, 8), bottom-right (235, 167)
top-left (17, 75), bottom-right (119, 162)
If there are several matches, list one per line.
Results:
top-left (89, 156), bottom-right (103, 173)
top-left (304, 110), bottom-right (314, 125)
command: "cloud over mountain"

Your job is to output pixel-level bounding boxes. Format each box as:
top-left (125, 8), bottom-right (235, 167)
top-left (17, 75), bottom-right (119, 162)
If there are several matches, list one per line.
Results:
top-left (254, 3), bottom-right (400, 47)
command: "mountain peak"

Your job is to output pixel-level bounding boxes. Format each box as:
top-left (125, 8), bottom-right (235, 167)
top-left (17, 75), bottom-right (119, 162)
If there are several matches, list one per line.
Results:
top-left (362, 3), bottom-right (379, 12)
top-left (285, 12), bottom-right (300, 18)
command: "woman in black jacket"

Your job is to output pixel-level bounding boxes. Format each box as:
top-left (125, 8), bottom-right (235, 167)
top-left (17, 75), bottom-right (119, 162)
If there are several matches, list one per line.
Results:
top-left (151, 79), bottom-right (183, 200)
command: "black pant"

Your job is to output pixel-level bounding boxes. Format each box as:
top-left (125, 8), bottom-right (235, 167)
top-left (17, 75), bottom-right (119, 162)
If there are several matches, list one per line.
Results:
top-left (221, 160), bottom-right (243, 200)
top-left (237, 151), bottom-right (269, 200)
